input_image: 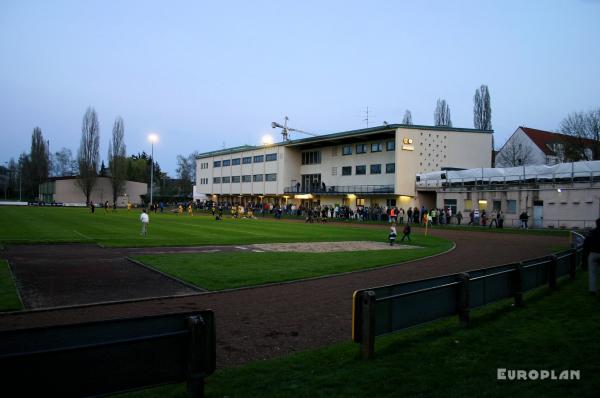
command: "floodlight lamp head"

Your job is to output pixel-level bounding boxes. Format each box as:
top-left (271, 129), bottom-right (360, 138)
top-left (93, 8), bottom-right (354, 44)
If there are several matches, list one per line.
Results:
top-left (148, 133), bottom-right (159, 143)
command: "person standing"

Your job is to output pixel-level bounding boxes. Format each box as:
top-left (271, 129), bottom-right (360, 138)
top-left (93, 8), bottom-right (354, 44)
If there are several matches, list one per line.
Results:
top-left (140, 209), bottom-right (149, 237)
top-left (406, 207), bottom-right (413, 224)
top-left (519, 211), bottom-right (529, 229)
top-left (398, 207), bottom-right (405, 225)
top-left (456, 211), bottom-right (463, 225)
top-left (90, 202), bottom-right (95, 214)
top-left (388, 223), bottom-right (397, 246)
top-left (498, 210), bottom-right (504, 228)
top-left (401, 223), bottom-right (411, 242)
top-left (489, 211), bottom-right (497, 228)
top-left (583, 218), bottom-right (600, 296)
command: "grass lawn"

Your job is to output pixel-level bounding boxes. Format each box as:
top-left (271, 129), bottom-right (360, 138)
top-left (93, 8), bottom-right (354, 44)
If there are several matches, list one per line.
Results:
top-left (0, 206), bottom-right (446, 248)
top-left (0, 206), bottom-right (568, 249)
top-left (0, 260), bottom-right (22, 312)
top-left (118, 273), bottom-right (600, 398)
top-left (133, 234), bottom-right (452, 290)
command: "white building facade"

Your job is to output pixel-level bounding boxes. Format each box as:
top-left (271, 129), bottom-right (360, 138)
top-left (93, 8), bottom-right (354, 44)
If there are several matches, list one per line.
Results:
top-left (195, 124), bottom-right (493, 209)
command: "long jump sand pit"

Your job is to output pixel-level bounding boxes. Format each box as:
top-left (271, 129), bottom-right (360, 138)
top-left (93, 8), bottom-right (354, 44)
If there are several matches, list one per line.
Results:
top-left (246, 240), bottom-right (419, 252)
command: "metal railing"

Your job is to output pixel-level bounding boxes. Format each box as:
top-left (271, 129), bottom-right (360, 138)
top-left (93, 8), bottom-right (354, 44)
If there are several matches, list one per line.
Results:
top-left (284, 184), bottom-right (394, 195)
top-left (352, 231), bottom-right (585, 359)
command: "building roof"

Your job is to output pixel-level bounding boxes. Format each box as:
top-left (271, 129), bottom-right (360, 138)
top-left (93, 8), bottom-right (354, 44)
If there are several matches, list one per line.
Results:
top-left (520, 126), bottom-right (596, 156)
top-left (196, 124), bottom-right (493, 159)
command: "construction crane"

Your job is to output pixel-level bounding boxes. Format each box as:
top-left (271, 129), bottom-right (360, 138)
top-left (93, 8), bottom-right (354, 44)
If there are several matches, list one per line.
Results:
top-left (271, 116), bottom-right (318, 141)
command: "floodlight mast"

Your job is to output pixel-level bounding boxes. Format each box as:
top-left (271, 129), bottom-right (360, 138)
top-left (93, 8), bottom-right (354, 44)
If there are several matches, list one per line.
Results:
top-left (271, 116), bottom-right (317, 141)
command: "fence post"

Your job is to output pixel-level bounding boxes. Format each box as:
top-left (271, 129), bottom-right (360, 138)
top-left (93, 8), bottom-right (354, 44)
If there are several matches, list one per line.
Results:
top-left (360, 291), bottom-right (376, 360)
top-left (569, 249), bottom-right (577, 280)
top-left (187, 315), bottom-right (205, 398)
top-left (457, 273), bottom-right (470, 328)
top-left (513, 263), bottom-right (524, 307)
top-left (548, 255), bottom-right (558, 290)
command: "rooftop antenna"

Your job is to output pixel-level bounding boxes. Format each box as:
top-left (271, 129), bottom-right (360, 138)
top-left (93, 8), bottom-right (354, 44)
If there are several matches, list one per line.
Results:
top-left (271, 116), bottom-right (318, 141)
top-left (363, 106), bottom-right (375, 128)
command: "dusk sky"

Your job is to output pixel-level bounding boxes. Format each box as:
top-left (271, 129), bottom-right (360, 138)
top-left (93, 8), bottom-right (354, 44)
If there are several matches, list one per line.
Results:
top-left (1, 0), bottom-right (599, 175)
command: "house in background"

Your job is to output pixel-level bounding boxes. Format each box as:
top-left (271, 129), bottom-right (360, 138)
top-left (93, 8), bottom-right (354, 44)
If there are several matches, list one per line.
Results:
top-left (496, 126), bottom-right (597, 167)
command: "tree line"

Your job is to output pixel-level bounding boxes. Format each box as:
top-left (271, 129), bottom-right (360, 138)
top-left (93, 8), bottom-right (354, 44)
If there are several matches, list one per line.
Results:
top-left (2, 107), bottom-right (166, 202)
top-left (398, 84), bottom-right (492, 131)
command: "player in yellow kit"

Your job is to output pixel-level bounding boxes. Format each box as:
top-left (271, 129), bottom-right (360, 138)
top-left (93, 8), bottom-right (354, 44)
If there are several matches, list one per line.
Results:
top-left (188, 203), bottom-right (193, 216)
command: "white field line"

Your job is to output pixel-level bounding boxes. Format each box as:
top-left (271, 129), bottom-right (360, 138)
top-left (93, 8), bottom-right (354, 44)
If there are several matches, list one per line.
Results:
top-left (72, 230), bottom-right (94, 240)
top-left (236, 246), bottom-right (249, 250)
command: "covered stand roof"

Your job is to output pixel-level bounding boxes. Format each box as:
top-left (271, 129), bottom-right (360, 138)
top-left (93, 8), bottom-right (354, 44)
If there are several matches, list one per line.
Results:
top-left (416, 161), bottom-right (600, 188)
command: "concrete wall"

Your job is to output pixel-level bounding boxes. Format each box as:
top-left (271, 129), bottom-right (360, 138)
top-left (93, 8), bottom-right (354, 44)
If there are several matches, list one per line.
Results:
top-left (434, 183), bottom-right (600, 229)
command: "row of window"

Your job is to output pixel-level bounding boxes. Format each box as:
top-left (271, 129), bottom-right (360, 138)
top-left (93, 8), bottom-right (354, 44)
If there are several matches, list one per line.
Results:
top-left (302, 151), bottom-right (321, 165)
top-left (212, 174), bottom-right (277, 184)
top-left (342, 141), bottom-right (394, 156)
top-left (199, 162), bottom-right (209, 169)
top-left (341, 163), bottom-right (395, 176)
top-left (198, 178), bottom-right (209, 184)
top-left (213, 153), bottom-right (277, 168)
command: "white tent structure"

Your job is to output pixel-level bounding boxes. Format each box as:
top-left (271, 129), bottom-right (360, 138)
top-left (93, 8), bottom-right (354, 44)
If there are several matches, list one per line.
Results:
top-left (416, 161), bottom-right (600, 189)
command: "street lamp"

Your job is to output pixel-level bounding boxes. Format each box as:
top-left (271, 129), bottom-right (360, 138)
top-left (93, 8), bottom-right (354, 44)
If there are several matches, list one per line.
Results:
top-left (148, 133), bottom-right (159, 206)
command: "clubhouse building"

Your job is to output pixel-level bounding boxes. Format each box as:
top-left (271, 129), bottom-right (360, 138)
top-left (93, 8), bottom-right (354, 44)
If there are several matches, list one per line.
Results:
top-left (195, 124), bottom-right (493, 210)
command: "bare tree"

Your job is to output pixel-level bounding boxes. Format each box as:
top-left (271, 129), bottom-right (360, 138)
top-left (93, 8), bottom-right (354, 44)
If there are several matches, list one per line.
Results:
top-left (434, 99), bottom-right (452, 127)
top-left (402, 110), bottom-right (413, 125)
top-left (52, 148), bottom-right (76, 176)
top-left (176, 151), bottom-right (198, 195)
top-left (108, 116), bottom-right (127, 204)
top-left (559, 108), bottom-right (600, 160)
top-left (28, 127), bottom-right (50, 199)
top-left (76, 107), bottom-right (100, 204)
top-left (496, 136), bottom-right (534, 167)
top-left (473, 85), bottom-right (492, 130)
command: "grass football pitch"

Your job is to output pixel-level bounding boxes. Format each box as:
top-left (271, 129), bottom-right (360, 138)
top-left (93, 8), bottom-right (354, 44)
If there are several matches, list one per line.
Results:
top-left (0, 206), bottom-right (444, 248)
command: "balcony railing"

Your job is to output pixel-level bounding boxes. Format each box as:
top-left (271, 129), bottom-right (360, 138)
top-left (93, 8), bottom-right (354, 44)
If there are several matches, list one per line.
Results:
top-left (284, 184), bottom-right (394, 195)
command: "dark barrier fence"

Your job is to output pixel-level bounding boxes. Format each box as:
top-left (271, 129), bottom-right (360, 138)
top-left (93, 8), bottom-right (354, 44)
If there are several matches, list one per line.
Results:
top-left (352, 232), bottom-right (585, 359)
top-left (0, 310), bottom-right (216, 397)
